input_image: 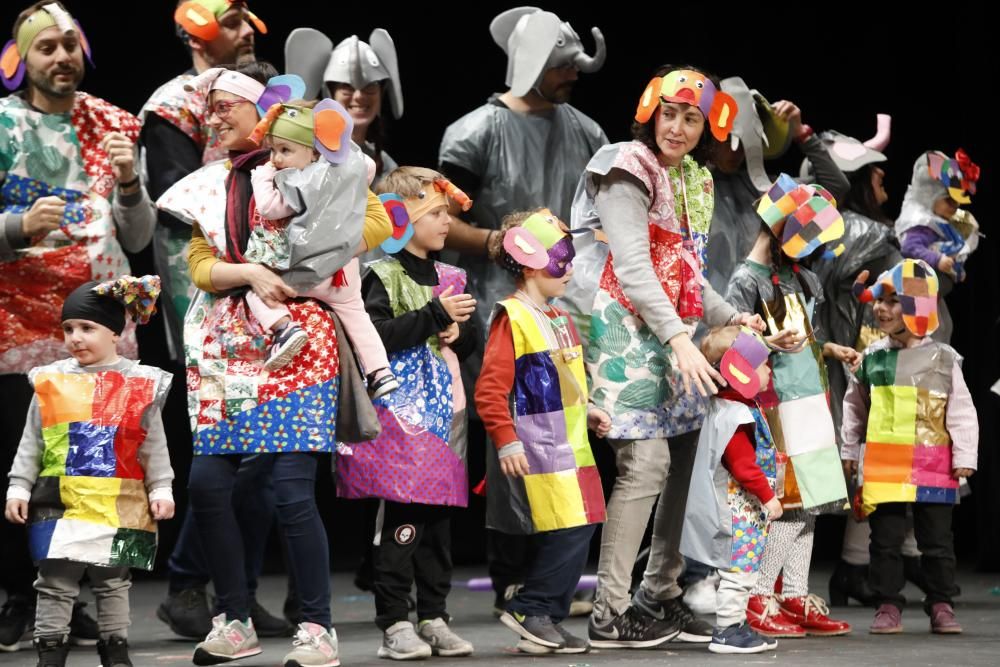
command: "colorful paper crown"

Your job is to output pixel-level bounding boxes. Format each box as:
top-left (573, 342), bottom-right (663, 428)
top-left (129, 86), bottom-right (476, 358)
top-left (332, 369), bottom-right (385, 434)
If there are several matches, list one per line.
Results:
top-left (634, 69), bottom-right (738, 142)
top-left (378, 179), bottom-right (473, 254)
top-left (756, 173), bottom-right (845, 260)
top-left (249, 99), bottom-right (354, 165)
top-left (93, 275), bottom-right (162, 326)
top-left (174, 0), bottom-right (266, 41)
top-left (501, 209), bottom-right (576, 278)
top-left (719, 327), bottom-right (771, 399)
top-left (1, 3), bottom-right (93, 90)
top-left (853, 259), bottom-right (939, 337)
top-left (927, 149), bottom-right (979, 205)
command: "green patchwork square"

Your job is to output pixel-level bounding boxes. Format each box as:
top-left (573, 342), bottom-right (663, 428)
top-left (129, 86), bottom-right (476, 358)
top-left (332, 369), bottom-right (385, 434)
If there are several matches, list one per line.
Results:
top-left (40, 423), bottom-right (69, 477)
top-left (110, 528), bottom-right (157, 570)
top-left (861, 348), bottom-right (897, 387)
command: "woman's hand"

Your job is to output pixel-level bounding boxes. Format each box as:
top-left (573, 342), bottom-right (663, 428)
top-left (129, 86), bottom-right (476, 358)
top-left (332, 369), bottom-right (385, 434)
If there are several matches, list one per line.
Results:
top-left (772, 100), bottom-right (803, 138)
top-left (765, 328), bottom-right (804, 350)
top-left (244, 264), bottom-right (297, 308)
top-left (500, 452), bottom-right (530, 478)
top-left (825, 342), bottom-right (862, 372)
top-left (670, 332), bottom-right (725, 396)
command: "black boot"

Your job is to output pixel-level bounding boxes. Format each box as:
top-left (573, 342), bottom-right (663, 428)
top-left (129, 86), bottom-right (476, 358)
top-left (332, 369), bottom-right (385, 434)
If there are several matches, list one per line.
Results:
top-left (828, 560), bottom-right (876, 607)
top-left (249, 598), bottom-right (293, 637)
top-left (34, 635), bottom-right (69, 667)
top-left (96, 635), bottom-right (132, 667)
top-left (903, 555), bottom-right (929, 594)
top-left (68, 602), bottom-right (98, 646)
top-left (156, 588), bottom-right (212, 638)
top-left (0, 594), bottom-right (34, 650)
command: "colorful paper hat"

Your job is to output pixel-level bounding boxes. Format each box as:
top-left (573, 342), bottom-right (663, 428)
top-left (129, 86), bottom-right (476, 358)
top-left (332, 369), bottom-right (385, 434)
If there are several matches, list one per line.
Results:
top-left (635, 69), bottom-right (737, 141)
top-left (249, 99), bottom-right (354, 165)
top-left (378, 179), bottom-right (473, 254)
top-left (502, 209), bottom-right (575, 278)
top-left (855, 259), bottom-right (939, 337)
top-left (720, 327), bottom-right (771, 399)
top-left (756, 173), bottom-right (845, 260)
top-left (174, 0), bottom-right (266, 41)
top-left (927, 149), bottom-right (979, 205)
top-left (1, 2), bottom-right (93, 90)
top-left (93, 275), bottom-right (162, 326)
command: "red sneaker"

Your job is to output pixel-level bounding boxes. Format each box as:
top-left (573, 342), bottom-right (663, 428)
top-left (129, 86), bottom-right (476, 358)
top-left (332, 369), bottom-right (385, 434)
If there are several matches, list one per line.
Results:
top-left (747, 595), bottom-right (805, 638)
top-left (929, 602), bottom-right (962, 634)
top-left (779, 594), bottom-right (851, 636)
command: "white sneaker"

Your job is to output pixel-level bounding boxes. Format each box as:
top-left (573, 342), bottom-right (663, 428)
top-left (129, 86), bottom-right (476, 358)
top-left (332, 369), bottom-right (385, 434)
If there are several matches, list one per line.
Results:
top-left (282, 622), bottom-right (340, 667)
top-left (192, 614), bottom-right (262, 665)
top-left (683, 574), bottom-right (720, 616)
top-left (417, 618), bottom-right (473, 657)
top-left (377, 621), bottom-right (432, 660)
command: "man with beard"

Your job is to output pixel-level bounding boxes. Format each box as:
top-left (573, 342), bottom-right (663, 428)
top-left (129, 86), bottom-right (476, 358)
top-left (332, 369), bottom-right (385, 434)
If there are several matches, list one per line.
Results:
top-left (138, 1), bottom-right (291, 641)
top-left (0, 0), bottom-right (156, 651)
top-left (437, 6), bottom-right (608, 618)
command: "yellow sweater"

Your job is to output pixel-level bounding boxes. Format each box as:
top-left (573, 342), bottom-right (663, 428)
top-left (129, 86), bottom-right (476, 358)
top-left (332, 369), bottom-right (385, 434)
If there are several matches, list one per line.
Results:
top-left (188, 189), bottom-right (393, 292)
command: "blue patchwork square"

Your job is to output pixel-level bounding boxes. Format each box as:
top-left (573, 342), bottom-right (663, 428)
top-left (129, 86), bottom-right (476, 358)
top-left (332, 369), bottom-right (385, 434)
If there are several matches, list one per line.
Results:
top-left (65, 422), bottom-right (118, 477)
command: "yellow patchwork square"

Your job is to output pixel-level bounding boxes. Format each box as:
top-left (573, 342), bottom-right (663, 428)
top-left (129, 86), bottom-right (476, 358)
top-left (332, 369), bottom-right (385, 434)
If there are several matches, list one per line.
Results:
top-left (555, 348), bottom-right (587, 407)
top-left (867, 385), bottom-right (917, 445)
top-left (524, 471), bottom-right (585, 532)
top-left (863, 480), bottom-right (916, 510)
top-left (35, 373), bottom-right (95, 428)
top-left (60, 476), bottom-right (122, 528)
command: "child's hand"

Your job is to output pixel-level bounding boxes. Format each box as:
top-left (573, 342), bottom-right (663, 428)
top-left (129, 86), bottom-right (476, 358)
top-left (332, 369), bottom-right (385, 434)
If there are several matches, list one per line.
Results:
top-left (952, 467), bottom-right (974, 479)
top-left (500, 452), bottom-right (530, 478)
top-left (938, 255), bottom-right (956, 274)
top-left (733, 312), bottom-right (767, 333)
top-left (437, 285), bottom-right (477, 323)
top-left (4, 499), bottom-right (28, 524)
top-left (587, 407), bottom-right (611, 438)
top-left (825, 342), bottom-right (862, 372)
top-left (765, 328), bottom-right (803, 350)
top-left (150, 500), bottom-right (175, 521)
top-left (764, 497), bottom-right (783, 521)
top-left (843, 459), bottom-right (858, 477)
top-left (439, 322), bottom-right (459, 345)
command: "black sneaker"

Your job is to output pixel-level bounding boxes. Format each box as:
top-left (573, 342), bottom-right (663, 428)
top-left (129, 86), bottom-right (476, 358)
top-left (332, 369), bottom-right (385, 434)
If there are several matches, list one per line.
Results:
top-left (587, 606), bottom-right (680, 648)
top-left (552, 623), bottom-right (590, 654)
top-left (633, 588), bottom-right (713, 643)
top-left (0, 594), bottom-right (33, 651)
top-left (156, 588), bottom-right (212, 639)
top-left (249, 598), bottom-right (293, 637)
top-left (68, 601), bottom-right (98, 646)
top-left (264, 323), bottom-right (308, 371)
top-left (367, 369), bottom-right (399, 399)
top-left (499, 612), bottom-right (565, 648)
top-left (708, 621), bottom-right (778, 654)
top-left (34, 635), bottom-right (69, 667)
top-left (97, 635), bottom-right (132, 667)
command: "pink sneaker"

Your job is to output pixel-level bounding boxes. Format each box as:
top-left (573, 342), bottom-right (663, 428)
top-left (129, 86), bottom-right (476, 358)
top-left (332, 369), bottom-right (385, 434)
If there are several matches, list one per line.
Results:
top-left (869, 604), bottom-right (902, 634)
top-left (929, 603), bottom-right (962, 634)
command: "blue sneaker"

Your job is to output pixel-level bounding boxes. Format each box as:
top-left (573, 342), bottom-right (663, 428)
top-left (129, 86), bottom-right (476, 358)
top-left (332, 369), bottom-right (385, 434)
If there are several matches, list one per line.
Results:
top-left (708, 622), bottom-right (778, 654)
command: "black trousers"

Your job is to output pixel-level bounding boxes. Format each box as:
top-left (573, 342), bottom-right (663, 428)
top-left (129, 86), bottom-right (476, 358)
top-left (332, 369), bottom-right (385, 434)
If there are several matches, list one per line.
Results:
top-left (0, 374), bottom-right (37, 598)
top-left (486, 529), bottom-right (535, 598)
top-left (507, 524), bottom-right (596, 622)
top-left (869, 502), bottom-right (958, 612)
top-left (374, 502), bottom-right (453, 630)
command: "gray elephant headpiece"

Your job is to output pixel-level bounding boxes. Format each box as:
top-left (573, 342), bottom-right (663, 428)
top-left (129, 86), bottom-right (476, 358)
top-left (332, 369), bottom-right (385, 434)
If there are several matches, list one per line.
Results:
top-left (490, 7), bottom-right (606, 98)
top-left (285, 27), bottom-right (403, 119)
top-left (799, 115), bottom-right (891, 178)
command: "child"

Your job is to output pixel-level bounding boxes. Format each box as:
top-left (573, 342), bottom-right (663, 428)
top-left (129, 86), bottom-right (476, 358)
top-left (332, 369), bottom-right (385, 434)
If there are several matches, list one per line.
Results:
top-left (337, 166), bottom-right (477, 660)
top-left (245, 99), bottom-right (398, 398)
top-left (843, 259), bottom-right (977, 634)
top-left (4, 276), bottom-right (173, 667)
top-left (724, 174), bottom-right (854, 637)
top-left (476, 209), bottom-right (610, 654)
top-left (681, 325), bottom-right (781, 654)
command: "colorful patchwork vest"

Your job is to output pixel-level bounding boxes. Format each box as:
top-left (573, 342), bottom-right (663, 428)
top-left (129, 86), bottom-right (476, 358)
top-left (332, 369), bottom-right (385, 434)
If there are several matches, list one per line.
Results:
top-left (856, 340), bottom-right (959, 514)
top-left (335, 257), bottom-right (468, 507)
top-left (26, 359), bottom-right (171, 570)
top-left (0, 93), bottom-right (140, 374)
top-left (141, 74), bottom-right (228, 363)
top-left (485, 298), bottom-right (606, 535)
top-left (587, 142), bottom-right (715, 440)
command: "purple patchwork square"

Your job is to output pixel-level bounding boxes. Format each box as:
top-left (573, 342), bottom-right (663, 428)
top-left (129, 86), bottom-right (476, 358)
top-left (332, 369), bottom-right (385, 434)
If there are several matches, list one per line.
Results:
top-left (516, 411), bottom-right (575, 474)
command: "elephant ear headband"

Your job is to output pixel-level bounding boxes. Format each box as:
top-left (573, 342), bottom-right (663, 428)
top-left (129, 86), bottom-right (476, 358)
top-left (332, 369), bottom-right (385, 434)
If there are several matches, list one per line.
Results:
top-left (378, 179), bottom-right (474, 254)
top-left (501, 209), bottom-right (577, 278)
top-left (635, 69), bottom-right (738, 142)
top-left (249, 99), bottom-right (355, 165)
top-left (174, 0), bottom-right (266, 41)
top-left (2, 3), bottom-right (94, 90)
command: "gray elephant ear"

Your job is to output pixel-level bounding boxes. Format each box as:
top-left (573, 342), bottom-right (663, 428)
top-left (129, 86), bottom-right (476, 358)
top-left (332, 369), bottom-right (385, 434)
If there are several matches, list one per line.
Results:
top-left (721, 77), bottom-right (770, 192)
top-left (285, 28), bottom-right (334, 100)
top-left (369, 29), bottom-right (403, 119)
top-left (508, 12), bottom-right (561, 97)
top-left (489, 6), bottom-right (541, 52)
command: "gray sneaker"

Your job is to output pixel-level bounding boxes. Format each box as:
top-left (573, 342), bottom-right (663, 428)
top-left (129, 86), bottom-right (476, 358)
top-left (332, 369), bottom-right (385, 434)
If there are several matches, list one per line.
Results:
top-left (282, 622), bottom-right (340, 666)
top-left (417, 618), bottom-right (473, 657)
top-left (512, 624), bottom-right (590, 655)
top-left (499, 612), bottom-right (565, 648)
top-left (192, 614), bottom-right (262, 665)
top-left (377, 621), bottom-right (432, 660)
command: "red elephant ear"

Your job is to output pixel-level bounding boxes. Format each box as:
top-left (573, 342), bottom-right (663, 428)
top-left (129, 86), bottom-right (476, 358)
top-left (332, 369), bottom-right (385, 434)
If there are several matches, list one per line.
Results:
top-left (634, 76), bottom-right (663, 123)
top-left (720, 348), bottom-right (762, 399)
top-left (174, 2), bottom-right (219, 41)
top-left (708, 91), bottom-right (738, 141)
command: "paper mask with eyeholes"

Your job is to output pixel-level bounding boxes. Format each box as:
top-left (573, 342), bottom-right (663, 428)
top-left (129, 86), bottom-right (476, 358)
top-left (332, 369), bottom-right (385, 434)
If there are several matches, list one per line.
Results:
top-left (1, 2), bottom-right (94, 90)
top-left (854, 259), bottom-right (939, 337)
top-left (502, 209), bottom-right (577, 278)
top-left (719, 327), bottom-right (771, 399)
top-left (635, 69), bottom-right (738, 142)
top-left (174, 0), bottom-right (266, 42)
top-left (756, 173), bottom-right (845, 260)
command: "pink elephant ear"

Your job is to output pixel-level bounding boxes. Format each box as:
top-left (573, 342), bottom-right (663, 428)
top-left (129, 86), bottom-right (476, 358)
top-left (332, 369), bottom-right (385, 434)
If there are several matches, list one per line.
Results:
top-left (74, 20), bottom-right (94, 67)
top-left (503, 227), bottom-right (549, 269)
top-left (0, 40), bottom-right (25, 90)
top-left (708, 90), bottom-right (738, 141)
top-left (313, 99), bottom-right (354, 164)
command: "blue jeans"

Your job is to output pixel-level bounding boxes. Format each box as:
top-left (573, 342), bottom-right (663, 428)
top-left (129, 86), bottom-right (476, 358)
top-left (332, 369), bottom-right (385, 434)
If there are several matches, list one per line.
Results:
top-left (507, 525), bottom-right (596, 622)
top-left (188, 453), bottom-right (330, 627)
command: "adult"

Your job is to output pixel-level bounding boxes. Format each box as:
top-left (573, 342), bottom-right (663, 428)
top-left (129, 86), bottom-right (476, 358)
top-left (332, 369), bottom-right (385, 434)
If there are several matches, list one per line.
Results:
top-left (437, 5), bottom-right (608, 612)
top-left (0, 1), bottom-right (155, 649)
top-left (570, 65), bottom-right (776, 647)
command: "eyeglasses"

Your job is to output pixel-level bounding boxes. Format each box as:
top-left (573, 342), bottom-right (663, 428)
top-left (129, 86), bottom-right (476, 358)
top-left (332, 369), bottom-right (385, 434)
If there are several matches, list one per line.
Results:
top-left (208, 99), bottom-right (251, 119)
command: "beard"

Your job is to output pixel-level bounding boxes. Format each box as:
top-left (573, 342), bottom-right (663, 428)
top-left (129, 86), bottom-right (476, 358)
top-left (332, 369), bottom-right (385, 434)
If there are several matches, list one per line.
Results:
top-left (538, 81), bottom-right (574, 105)
top-left (27, 63), bottom-right (82, 98)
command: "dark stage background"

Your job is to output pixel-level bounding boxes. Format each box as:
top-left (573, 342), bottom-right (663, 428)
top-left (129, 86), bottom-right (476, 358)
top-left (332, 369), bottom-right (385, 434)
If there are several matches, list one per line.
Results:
top-left (2, 1), bottom-right (996, 577)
